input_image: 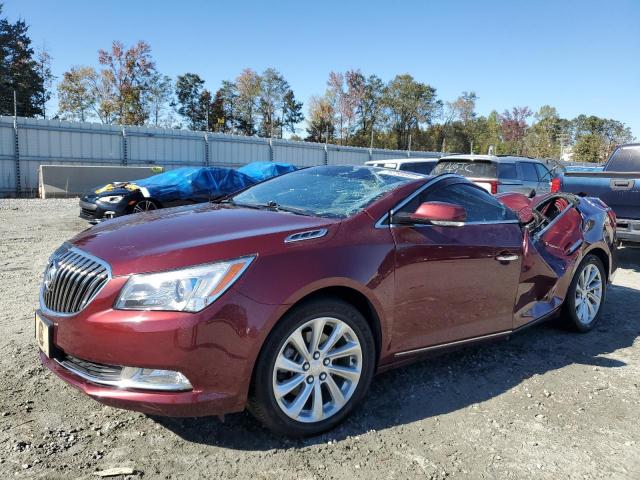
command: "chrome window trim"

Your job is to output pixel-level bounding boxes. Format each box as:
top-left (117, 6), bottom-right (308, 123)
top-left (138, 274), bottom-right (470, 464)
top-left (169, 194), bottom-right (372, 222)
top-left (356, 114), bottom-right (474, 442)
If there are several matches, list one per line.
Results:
top-left (39, 246), bottom-right (112, 318)
top-left (375, 173), bottom-right (521, 229)
top-left (374, 174), bottom-right (459, 229)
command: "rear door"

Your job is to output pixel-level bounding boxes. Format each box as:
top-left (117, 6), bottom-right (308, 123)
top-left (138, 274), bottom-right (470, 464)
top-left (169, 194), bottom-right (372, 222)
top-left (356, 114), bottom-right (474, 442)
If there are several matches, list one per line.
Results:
top-left (517, 162), bottom-right (541, 196)
top-left (514, 196), bottom-right (583, 328)
top-left (534, 163), bottom-right (552, 194)
top-left (603, 145), bottom-right (640, 219)
top-left (390, 180), bottom-right (523, 353)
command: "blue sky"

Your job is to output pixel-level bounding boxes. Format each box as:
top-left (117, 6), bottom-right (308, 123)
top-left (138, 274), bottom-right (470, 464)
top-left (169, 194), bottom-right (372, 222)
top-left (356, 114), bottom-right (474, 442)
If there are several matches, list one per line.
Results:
top-left (4, 0), bottom-right (640, 137)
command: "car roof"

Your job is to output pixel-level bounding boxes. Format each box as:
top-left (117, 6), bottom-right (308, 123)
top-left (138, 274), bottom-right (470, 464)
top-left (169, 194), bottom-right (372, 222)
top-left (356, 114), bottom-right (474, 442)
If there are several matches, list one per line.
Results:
top-left (365, 158), bottom-right (439, 164)
top-left (438, 154), bottom-right (546, 164)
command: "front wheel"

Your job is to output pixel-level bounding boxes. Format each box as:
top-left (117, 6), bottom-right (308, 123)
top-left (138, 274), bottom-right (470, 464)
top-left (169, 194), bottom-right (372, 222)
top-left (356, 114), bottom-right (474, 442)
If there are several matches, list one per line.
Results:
top-left (563, 254), bottom-right (606, 332)
top-left (248, 299), bottom-right (375, 437)
top-left (132, 199), bottom-right (159, 213)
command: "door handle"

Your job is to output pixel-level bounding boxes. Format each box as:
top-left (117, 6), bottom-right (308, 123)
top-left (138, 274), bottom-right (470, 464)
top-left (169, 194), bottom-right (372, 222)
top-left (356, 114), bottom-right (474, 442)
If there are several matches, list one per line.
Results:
top-left (610, 179), bottom-right (633, 191)
top-left (495, 254), bottom-right (519, 262)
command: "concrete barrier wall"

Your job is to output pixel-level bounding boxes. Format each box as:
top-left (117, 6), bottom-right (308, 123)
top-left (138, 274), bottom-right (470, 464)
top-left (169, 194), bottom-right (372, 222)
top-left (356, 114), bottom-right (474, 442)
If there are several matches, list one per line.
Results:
top-left (38, 165), bottom-right (163, 198)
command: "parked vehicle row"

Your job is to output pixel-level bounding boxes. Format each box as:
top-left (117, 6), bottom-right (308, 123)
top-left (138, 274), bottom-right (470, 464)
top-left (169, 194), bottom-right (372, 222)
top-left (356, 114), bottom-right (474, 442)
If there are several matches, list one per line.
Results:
top-left (36, 165), bottom-right (616, 436)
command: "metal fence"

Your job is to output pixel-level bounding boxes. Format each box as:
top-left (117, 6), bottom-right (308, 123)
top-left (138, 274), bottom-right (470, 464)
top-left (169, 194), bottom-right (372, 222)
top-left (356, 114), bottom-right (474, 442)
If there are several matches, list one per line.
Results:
top-left (0, 116), bottom-right (442, 196)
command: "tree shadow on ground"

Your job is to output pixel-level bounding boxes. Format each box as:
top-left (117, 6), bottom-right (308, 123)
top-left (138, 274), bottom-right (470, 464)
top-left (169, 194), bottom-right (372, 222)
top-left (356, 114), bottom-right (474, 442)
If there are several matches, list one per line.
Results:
top-left (154, 278), bottom-right (640, 451)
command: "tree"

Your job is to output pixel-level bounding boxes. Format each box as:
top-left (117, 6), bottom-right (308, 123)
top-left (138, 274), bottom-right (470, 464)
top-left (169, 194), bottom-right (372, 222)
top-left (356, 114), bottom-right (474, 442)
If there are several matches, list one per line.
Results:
top-left (35, 46), bottom-right (54, 118)
top-left (175, 73), bottom-right (205, 130)
top-left (499, 106), bottom-right (532, 154)
top-left (383, 74), bottom-right (441, 150)
top-left (571, 115), bottom-right (634, 162)
top-left (306, 95), bottom-right (335, 142)
top-left (442, 91), bottom-right (478, 153)
top-left (0, 6), bottom-right (44, 116)
top-left (282, 89), bottom-right (303, 135)
top-left (57, 66), bottom-right (98, 122)
top-left (236, 68), bottom-right (261, 135)
top-left (258, 67), bottom-right (288, 137)
top-left (97, 40), bottom-right (157, 125)
top-left (218, 80), bottom-right (238, 133)
top-left (145, 73), bottom-right (173, 127)
top-left (523, 105), bottom-right (565, 158)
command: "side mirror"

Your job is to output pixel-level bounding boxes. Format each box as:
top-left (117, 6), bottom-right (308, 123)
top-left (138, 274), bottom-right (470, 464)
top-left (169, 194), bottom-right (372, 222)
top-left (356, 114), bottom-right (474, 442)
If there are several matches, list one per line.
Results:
top-left (396, 201), bottom-right (467, 227)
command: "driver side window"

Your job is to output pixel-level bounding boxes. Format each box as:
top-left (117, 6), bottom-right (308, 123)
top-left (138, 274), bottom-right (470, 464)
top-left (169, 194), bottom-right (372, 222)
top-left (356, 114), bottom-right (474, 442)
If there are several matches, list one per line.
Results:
top-left (398, 183), bottom-right (517, 223)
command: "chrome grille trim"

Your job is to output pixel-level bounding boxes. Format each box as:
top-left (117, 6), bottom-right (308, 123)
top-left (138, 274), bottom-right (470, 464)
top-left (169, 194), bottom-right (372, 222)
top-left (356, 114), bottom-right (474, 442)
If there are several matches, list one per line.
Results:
top-left (57, 355), bottom-right (123, 382)
top-left (40, 245), bottom-right (111, 316)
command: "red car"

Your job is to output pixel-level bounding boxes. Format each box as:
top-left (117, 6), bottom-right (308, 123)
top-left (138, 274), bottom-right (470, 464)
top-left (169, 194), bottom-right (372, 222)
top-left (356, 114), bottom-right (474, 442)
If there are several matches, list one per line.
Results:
top-left (36, 166), bottom-right (617, 436)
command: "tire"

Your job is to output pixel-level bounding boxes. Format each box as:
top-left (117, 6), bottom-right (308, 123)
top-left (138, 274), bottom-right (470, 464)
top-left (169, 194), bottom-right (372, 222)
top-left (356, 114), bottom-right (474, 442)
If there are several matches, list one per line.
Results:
top-left (248, 298), bottom-right (376, 437)
top-left (562, 254), bottom-right (607, 332)
top-left (132, 199), bottom-right (159, 213)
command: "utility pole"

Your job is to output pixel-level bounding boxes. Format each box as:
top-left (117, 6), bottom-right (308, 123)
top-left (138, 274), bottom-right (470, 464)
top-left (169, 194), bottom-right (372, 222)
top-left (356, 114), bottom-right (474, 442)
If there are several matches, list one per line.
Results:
top-left (407, 134), bottom-right (412, 158)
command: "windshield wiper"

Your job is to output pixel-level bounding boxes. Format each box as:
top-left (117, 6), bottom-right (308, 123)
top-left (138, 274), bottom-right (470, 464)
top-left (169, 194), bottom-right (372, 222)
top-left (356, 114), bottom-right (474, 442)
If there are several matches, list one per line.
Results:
top-left (221, 199), bottom-right (315, 217)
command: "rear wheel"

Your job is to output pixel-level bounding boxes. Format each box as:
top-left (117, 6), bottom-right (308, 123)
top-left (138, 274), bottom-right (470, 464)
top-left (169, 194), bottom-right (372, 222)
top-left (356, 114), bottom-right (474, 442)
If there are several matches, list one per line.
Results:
top-left (248, 298), bottom-right (375, 437)
top-left (563, 254), bottom-right (606, 332)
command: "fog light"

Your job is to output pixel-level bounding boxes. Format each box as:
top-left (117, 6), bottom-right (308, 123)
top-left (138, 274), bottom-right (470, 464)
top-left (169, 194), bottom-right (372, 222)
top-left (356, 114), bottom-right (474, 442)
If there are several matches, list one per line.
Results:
top-left (120, 367), bottom-right (192, 391)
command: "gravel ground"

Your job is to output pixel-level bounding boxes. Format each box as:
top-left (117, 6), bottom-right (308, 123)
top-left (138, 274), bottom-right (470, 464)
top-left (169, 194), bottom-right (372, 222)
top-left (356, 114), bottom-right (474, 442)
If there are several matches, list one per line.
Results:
top-left (1, 198), bottom-right (639, 480)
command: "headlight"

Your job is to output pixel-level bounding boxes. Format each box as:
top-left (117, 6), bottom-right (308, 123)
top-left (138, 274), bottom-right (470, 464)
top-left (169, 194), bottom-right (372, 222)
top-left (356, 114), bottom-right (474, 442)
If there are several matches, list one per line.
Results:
top-left (115, 256), bottom-right (255, 312)
top-left (99, 195), bottom-right (124, 204)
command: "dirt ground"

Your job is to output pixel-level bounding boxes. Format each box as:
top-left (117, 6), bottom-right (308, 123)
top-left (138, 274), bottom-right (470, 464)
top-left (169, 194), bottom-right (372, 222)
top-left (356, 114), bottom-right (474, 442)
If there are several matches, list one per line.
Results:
top-left (0, 198), bottom-right (639, 480)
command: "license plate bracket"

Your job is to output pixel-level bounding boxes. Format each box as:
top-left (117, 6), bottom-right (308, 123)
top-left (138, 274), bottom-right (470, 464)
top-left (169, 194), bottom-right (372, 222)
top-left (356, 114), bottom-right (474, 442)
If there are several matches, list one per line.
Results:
top-left (35, 312), bottom-right (53, 358)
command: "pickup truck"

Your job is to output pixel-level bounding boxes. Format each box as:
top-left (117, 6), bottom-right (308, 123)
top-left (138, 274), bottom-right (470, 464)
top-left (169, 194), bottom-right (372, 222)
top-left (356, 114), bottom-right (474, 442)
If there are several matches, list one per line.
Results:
top-left (557, 143), bottom-right (640, 244)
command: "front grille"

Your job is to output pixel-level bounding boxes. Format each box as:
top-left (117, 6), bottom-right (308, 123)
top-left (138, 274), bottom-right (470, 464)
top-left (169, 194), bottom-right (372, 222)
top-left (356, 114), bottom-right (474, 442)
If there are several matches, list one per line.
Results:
top-left (41, 246), bottom-right (110, 315)
top-left (80, 208), bottom-right (95, 219)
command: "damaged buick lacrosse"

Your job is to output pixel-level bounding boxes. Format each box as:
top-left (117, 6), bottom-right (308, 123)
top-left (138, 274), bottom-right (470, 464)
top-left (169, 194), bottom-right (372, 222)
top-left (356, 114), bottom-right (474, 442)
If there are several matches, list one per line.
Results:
top-left (36, 165), bottom-right (617, 436)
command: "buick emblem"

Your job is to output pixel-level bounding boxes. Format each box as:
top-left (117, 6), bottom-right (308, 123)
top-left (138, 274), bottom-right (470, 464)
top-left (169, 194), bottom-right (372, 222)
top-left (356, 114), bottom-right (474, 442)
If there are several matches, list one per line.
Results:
top-left (44, 260), bottom-right (59, 291)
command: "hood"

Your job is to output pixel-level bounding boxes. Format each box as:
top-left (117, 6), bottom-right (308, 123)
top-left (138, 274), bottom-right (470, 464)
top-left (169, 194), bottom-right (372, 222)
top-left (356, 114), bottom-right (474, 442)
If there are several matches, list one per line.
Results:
top-left (70, 203), bottom-right (339, 276)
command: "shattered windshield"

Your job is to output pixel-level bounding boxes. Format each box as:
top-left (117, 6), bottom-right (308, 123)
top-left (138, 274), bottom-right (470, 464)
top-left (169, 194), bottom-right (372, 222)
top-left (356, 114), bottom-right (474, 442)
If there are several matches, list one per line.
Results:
top-left (231, 165), bottom-right (421, 218)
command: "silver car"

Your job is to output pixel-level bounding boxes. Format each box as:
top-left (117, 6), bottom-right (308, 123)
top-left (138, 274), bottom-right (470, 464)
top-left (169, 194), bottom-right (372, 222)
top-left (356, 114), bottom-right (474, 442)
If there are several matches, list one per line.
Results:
top-left (432, 154), bottom-right (556, 196)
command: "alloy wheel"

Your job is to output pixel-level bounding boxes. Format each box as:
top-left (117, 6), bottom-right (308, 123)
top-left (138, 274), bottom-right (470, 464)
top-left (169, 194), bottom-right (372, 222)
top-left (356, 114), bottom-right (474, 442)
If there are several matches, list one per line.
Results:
top-left (574, 263), bottom-right (602, 325)
top-left (272, 317), bottom-right (362, 423)
top-left (133, 200), bottom-right (157, 213)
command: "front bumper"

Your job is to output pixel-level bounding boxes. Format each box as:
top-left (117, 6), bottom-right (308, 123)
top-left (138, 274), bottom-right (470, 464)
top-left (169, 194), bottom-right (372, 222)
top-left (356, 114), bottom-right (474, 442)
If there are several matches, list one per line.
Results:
top-left (79, 199), bottom-right (130, 223)
top-left (37, 284), bottom-right (282, 417)
top-left (616, 218), bottom-right (640, 244)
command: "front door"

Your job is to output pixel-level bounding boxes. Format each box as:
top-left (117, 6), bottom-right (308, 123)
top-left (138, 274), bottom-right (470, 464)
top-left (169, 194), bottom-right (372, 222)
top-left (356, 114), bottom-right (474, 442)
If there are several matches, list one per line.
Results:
top-left (390, 180), bottom-right (524, 354)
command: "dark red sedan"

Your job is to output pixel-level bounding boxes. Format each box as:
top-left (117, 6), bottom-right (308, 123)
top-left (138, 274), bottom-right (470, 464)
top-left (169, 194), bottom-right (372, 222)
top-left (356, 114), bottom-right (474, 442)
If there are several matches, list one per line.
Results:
top-left (36, 166), bottom-right (617, 436)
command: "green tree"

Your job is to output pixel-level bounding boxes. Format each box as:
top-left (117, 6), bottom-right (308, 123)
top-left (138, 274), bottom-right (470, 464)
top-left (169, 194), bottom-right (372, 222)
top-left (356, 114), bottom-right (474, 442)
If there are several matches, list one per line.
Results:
top-left (282, 89), bottom-right (303, 135)
top-left (0, 5), bottom-right (44, 116)
top-left (306, 95), bottom-right (334, 142)
top-left (382, 74), bottom-right (441, 150)
top-left (145, 73), bottom-right (173, 127)
top-left (236, 68), bottom-right (261, 135)
top-left (175, 73), bottom-right (205, 130)
top-left (98, 40), bottom-right (157, 125)
top-left (35, 46), bottom-right (54, 118)
top-left (259, 68), bottom-right (288, 137)
top-left (57, 66), bottom-right (98, 122)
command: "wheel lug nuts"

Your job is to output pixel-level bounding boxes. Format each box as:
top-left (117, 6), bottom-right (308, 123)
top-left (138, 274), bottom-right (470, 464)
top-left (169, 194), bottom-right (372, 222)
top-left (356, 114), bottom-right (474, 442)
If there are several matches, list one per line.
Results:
top-left (313, 351), bottom-right (320, 360)
top-left (319, 372), bottom-right (327, 381)
top-left (323, 358), bottom-right (330, 366)
top-left (307, 376), bottom-right (314, 384)
top-left (303, 363), bottom-right (310, 371)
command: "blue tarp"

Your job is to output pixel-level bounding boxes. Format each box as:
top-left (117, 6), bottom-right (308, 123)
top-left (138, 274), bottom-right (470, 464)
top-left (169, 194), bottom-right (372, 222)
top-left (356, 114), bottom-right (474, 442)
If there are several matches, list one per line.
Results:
top-left (238, 161), bottom-right (296, 182)
top-left (133, 167), bottom-right (254, 202)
